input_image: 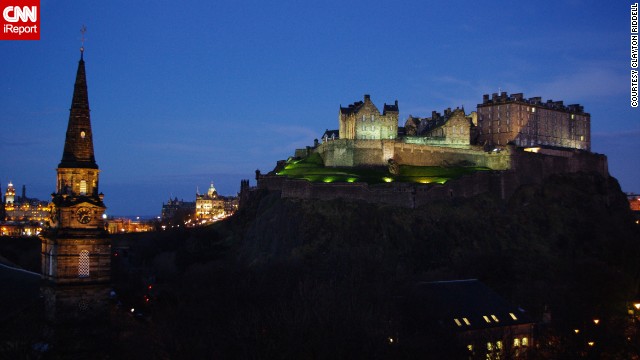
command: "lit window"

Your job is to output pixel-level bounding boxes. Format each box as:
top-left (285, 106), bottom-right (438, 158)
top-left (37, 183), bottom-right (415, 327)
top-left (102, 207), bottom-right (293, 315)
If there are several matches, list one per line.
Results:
top-left (491, 315), bottom-right (499, 322)
top-left (514, 338), bottom-right (520, 347)
top-left (463, 318), bottom-right (471, 325)
top-left (483, 315), bottom-right (491, 323)
top-left (532, 107), bottom-right (536, 113)
top-left (79, 250), bottom-right (90, 278)
top-left (80, 180), bottom-right (87, 195)
top-left (522, 337), bottom-right (529, 346)
top-left (454, 318), bottom-right (462, 327)
top-left (496, 341), bottom-right (503, 350)
top-left (487, 342), bottom-right (493, 351)
top-left (509, 313), bottom-right (518, 320)
top-left (467, 344), bottom-right (473, 352)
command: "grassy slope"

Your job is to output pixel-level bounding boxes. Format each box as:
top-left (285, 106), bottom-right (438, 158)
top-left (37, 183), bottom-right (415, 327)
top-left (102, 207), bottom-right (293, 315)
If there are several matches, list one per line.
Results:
top-left (276, 152), bottom-right (487, 184)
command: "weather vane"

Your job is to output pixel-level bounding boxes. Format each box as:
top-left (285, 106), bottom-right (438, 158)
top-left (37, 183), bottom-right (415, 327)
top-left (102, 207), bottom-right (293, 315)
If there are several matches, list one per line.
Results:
top-left (80, 25), bottom-right (87, 52)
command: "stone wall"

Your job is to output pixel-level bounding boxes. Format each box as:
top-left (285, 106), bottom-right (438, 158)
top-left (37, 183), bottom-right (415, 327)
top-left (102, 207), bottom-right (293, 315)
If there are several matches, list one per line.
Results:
top-left (316, 139), bottom-right (512, 170)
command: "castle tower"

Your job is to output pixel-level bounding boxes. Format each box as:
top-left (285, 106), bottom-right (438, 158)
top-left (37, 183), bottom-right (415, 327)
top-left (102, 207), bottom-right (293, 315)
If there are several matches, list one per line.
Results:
top-left (40, 47), bottom-right (110, 321)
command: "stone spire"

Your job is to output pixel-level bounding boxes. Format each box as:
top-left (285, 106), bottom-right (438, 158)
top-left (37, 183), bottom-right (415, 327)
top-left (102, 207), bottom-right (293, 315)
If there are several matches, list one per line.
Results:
top-left (58, 49), bottom-right (98, 169)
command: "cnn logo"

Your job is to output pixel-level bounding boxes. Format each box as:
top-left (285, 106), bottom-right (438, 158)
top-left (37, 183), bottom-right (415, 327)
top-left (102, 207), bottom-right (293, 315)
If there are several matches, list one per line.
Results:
top-left (1, 0), bottom-right (40, 40)
top-left (3, 6), bottom-right (37, 22)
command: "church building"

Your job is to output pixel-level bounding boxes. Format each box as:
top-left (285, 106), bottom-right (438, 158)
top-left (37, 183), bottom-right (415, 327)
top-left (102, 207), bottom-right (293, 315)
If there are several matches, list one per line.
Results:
top-left (40, 46), bottom-right (111, 320)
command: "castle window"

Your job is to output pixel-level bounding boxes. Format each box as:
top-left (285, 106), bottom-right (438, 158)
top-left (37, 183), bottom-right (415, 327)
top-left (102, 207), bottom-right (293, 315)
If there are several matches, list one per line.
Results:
top-left (371, 115), bottom-right (375, 122)
top-left (79, 250), bottom-right (90, 278)
top-left (80, 180), bottom-right (87, 195)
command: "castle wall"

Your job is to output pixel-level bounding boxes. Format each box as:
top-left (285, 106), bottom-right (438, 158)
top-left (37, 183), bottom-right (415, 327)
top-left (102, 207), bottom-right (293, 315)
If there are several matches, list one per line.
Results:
top-left (316, 139), bottom-right (512, 170)
top-left (259, 147), bottom-right (608, 208)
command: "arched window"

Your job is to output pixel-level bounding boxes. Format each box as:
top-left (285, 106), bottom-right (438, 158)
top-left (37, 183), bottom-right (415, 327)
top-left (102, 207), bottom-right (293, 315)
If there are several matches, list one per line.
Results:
top-left (79, 250), bottom-right (90, 278)
top-left (80, 180), bottom-right (87, 195)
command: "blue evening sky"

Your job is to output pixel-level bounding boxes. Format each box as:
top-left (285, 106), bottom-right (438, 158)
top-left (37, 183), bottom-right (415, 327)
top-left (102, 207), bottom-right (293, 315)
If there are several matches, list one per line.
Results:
top-left (1, 1), bottom-right (638, 216)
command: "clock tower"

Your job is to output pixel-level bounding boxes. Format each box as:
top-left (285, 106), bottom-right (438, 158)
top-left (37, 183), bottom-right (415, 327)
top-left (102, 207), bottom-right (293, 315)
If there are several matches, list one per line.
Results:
top-left (40, 46), bottom-right (110, 320)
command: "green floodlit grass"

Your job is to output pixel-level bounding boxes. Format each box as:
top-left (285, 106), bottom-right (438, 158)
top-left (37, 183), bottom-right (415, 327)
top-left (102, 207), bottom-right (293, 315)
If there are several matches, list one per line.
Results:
top-left (277, 154), bottom-right (489, 185)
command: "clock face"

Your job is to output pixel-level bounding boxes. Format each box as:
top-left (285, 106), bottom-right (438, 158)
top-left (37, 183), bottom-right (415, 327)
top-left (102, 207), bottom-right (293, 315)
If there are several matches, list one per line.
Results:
top-left (76, 207), bottom-right (92, 224)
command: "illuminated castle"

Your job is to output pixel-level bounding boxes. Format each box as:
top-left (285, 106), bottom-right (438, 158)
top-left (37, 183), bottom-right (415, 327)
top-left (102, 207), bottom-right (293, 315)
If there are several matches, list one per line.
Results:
top-left (254, 93), bottom-right (605, 207)
top-left (315, 93), bottom-right (591, 169)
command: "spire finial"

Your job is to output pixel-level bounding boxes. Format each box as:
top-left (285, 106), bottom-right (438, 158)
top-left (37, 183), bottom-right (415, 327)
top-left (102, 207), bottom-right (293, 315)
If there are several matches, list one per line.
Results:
top-left (80, 25), bottom-right (87, 55)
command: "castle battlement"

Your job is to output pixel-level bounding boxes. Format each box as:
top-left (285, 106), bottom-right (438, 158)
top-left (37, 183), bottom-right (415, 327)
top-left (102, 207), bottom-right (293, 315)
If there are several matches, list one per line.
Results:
top-left (480, 92), bottom-right (587, 115)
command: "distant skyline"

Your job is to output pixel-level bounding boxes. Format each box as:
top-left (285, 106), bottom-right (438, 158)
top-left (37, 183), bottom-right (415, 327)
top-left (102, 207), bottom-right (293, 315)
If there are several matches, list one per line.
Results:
top-left (1, 1), bottom-right (638, 216)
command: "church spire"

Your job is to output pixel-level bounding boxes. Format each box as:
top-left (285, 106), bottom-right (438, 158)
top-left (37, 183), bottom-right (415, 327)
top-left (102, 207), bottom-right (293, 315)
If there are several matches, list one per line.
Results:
top-left (58, 47), bottom-right (97, 169)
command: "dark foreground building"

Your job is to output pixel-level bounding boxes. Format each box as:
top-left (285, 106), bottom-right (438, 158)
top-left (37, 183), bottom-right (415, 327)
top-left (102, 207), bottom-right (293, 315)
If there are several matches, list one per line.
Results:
top-left (401, 279), bottom-right (535, 358)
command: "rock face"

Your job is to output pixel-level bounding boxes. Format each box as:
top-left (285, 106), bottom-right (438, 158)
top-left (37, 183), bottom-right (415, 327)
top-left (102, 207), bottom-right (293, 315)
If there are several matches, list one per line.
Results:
top-left (239, 172), bottom-right (639, 322)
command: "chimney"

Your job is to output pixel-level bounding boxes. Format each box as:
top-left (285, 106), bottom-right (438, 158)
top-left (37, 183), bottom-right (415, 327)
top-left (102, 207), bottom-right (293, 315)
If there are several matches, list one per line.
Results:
top-left (364, 94), bottom-right (371, 102)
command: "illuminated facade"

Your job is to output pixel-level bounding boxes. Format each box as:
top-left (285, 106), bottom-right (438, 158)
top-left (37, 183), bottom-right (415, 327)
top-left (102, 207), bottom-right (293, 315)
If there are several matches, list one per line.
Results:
top-left (339, 94), bottom-right (399, 140)
top-left (195, 182), bottom-right (238, 223)
top-left (1, 182), bottom-right (51, 236)
top-left (404, 108), bottom-right (476, 147)
top-left (477, 92), bottom-right (590, 150)
top-left (2, 183), bottom-right (51, 222)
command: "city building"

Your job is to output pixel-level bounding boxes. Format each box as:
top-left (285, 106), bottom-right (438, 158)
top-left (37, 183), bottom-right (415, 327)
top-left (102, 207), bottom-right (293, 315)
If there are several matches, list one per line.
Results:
top-left (161, 197), bottom-right (195, 222)
top-left (477, 92), bottom-right (590, 150)
top-left (195, 182), bottom-right (238, 224)
top-left (2, 182), bottom-right (51, 222)
top-left (106, 216), bottom-right (156, 234)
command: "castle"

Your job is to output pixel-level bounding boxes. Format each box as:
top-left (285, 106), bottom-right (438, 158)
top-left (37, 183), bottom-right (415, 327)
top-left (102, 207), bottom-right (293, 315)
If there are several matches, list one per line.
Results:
top-left (315, 93), bottom-right (592, 169)
top-left (253, 93), bottom-right (606, 206)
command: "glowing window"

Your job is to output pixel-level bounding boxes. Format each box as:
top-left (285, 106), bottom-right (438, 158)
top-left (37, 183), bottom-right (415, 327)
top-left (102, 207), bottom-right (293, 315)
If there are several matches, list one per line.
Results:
top-left (496, 341), bottom-right (503, 350)
top-left (80, 180), bottom-right (87, 195)
top-left (491, 315), bottom-right (499, 322)
top-left (463, 318), bottom-right (471, 325)
top-left (487, 342), bottom-right (493, 351)
top-left (514, 338), bottom-right (520, 347)
top-left (467, 344), bottom-right (473, 352)
top-left (483, 315), bottom-right (491, 323)
top-left (522, 337), bottom-right (529, 346)
top-left (454, 318), bottom-right (462, 327)
top-left (532, 107), bottom-right (536, 113)
top-left (80, 131), bottom-right (86, 139)
top-left (79, 250), bottom-right (90, 278)
top-left (509, 313), bottom-right (518, 320)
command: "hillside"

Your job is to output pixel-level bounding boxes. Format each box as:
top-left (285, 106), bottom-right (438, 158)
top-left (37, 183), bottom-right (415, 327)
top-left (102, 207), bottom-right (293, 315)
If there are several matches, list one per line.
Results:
top-left (139, 171), bottom-right (640, 358)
